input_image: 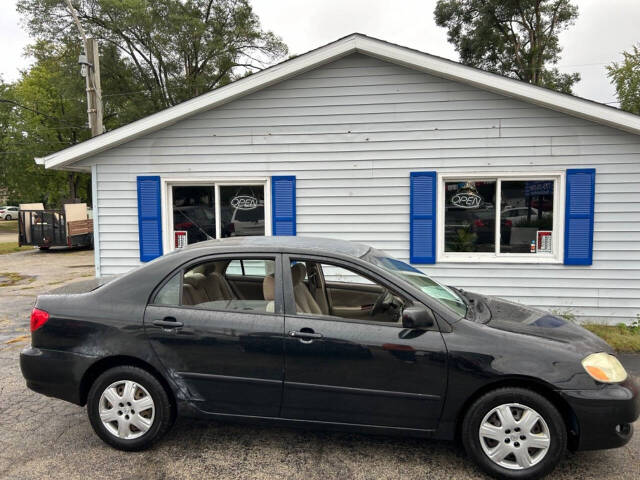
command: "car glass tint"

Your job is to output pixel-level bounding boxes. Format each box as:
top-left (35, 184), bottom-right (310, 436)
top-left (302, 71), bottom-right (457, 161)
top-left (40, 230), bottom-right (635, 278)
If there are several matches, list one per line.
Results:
top-left (153, 273), bottom-right (181, 305)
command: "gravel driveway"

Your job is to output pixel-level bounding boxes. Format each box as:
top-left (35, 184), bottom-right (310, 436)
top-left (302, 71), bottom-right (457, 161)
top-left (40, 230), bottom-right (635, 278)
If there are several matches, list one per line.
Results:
top-left (0, 249), bottom-right (638, 479)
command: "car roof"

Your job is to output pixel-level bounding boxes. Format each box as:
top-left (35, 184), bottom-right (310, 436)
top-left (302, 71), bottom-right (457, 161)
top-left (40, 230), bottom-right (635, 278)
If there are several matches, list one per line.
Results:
top-left (180, 236), bottom-right (374, 258)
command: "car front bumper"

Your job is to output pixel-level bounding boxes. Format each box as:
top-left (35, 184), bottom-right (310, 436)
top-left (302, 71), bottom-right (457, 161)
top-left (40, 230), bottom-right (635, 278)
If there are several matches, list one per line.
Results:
top-left (20, 346), bottom-right (97, 406)
top-left (559, 375), bottom-right (639, 451)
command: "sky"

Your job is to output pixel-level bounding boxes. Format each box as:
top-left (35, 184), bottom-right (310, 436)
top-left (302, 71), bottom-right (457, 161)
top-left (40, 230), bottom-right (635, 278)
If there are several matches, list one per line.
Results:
top-left (2, 0), bottom-right (639, 105)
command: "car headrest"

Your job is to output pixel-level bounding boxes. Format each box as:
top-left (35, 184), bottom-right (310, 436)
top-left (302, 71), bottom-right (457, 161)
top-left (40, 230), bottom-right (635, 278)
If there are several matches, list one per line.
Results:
top-left (263, 275), bottom-right (275, 301)
top-left (203, 261), bottom-right (227, 275)
top-left (291, 263), bottom-right (306, 285)
top-left (183, 272), bottom-right (206, 288)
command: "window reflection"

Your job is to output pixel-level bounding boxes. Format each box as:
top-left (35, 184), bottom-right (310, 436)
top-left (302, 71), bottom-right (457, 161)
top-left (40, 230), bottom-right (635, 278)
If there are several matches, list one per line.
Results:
top-left (444, 181), bottom-right (497, 252)
top-left (220, 186), bottom-right (265, 237)
top-left (172, 186), bottom-right (216, 245)
top-left (501, 181), bottom-right (554, 253)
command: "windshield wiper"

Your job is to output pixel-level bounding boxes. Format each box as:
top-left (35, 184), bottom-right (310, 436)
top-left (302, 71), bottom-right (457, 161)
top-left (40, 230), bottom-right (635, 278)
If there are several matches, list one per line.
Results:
top-left (453, 287), bottom-right (475, 320)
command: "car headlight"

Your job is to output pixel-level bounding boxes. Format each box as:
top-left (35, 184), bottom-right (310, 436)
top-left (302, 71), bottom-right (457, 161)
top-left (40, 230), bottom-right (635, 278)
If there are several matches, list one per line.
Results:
top-left (581, 352), bottom-right (628, 383)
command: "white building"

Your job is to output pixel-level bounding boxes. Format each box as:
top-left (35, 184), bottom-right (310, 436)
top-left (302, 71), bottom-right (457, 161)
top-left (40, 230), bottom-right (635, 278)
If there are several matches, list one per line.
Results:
top-left (37, 34), bottom-right (640, 324)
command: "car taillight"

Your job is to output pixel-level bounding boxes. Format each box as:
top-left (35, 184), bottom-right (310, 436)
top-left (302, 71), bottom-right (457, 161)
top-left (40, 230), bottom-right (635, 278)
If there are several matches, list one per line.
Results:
top-left (30, 308), bottom-right (49, 332)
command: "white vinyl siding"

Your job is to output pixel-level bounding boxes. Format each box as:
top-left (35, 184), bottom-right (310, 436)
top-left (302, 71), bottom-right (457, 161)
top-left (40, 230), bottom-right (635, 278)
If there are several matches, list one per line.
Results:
top-left (83, 53), bottom-right (640, 323)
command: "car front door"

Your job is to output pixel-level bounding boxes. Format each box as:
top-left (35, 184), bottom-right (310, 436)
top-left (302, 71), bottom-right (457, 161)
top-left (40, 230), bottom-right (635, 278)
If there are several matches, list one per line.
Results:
top-left (280, 255), bottom-right (447, 431)
top-left (144, 253), bottom-right (285, 417)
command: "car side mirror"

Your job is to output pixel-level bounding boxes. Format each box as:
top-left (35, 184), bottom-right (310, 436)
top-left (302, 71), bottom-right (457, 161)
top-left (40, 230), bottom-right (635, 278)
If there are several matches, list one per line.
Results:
top-left (402, 306), bottom-right (435, 329)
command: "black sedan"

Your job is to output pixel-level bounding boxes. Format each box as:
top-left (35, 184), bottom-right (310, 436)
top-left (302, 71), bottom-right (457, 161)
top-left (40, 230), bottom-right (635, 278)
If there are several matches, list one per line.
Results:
top-left (20, 237), bottom-right (638, 479)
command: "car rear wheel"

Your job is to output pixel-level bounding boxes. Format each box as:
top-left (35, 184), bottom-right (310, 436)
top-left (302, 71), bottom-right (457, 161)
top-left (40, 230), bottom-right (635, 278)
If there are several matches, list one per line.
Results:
top-left (462, 387), bottom-right (566, 480)
top-left (5, 214), bottom-right (11, 220)
top-left (87, 366), bottom-right (173, 451)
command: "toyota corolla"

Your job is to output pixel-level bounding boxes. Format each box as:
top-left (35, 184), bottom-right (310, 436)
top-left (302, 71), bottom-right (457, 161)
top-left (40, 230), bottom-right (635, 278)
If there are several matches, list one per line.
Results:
top-left (20, 237), bottom-right (638, 479)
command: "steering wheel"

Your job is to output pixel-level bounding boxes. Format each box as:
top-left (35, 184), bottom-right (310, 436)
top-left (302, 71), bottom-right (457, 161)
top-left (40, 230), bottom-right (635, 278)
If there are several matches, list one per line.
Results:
top-left (370, 289), bottom-right (394, 317)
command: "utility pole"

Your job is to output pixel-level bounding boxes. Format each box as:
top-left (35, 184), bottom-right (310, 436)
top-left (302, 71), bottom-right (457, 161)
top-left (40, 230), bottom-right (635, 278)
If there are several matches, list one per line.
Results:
top-left (84, 38), bottom-right (103, 137)
top-left (64, 0), bottom-right (103, 137)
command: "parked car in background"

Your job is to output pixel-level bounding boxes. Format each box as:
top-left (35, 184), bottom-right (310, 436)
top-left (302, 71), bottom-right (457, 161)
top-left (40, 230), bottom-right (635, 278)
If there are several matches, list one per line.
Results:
top-left (501, 206), bottom-right (551, 225)
top-left (228, 204), bottom-right (265, 237)
top-left (0, 206), bottom-right (18, 220)
top-left (20, 237), bottom-right (638, 480)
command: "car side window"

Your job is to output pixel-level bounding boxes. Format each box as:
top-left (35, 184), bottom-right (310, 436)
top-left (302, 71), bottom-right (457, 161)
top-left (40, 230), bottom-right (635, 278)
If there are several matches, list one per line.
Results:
top-left (153, 273), bottom-right (181, 305)
top-left (188, 258), bottom-right (277, 313)
top-left (226, 259), bottom-right (273, 277)
top-left (288, 259), bottom-right (405, 324)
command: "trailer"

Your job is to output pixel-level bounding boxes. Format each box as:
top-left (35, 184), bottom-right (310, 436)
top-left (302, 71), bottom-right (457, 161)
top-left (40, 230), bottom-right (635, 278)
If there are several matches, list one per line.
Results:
top-left (18, 203), bottom-right (93, 249)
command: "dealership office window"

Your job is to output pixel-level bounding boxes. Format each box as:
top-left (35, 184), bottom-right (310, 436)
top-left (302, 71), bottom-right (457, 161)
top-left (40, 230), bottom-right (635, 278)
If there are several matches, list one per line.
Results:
top-left (442, 177), bottom-right (558, 259)
top-left (171, 183), bottom-right (266, 249)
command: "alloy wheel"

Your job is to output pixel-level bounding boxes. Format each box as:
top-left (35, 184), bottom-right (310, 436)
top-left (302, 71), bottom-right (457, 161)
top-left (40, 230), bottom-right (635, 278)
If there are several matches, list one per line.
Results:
top-left (98, 380), bottom-right (155, 440)
top-left (478, 402), bottom-right (551, 470)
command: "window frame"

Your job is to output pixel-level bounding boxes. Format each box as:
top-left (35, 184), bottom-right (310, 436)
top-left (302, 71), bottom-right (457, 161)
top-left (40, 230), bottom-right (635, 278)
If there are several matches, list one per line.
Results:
top-left (437, 171), bottom-right (565, 264)
top-left (161, 177), bottom-right (271, 253)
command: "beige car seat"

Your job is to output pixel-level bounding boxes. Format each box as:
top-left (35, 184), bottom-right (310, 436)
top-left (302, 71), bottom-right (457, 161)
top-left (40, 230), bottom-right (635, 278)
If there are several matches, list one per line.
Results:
top-left (291, 263), bottom-right (322, 315)
top-left (206, 262), bottom-right (236, 300)
top-left (183, 273), bottom-right (209, 305)
top-left (263, 275), bottom-right (275, 313)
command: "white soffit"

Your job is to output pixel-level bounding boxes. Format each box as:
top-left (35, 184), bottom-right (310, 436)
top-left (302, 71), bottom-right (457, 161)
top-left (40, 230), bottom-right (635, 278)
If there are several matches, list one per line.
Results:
top-left (37, 34), bottom-right (640, 170)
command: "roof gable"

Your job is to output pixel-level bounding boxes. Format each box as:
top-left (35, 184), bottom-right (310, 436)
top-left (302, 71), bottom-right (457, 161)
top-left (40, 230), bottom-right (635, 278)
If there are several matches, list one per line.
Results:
top-left (38, 33), bottom-right (640, 170)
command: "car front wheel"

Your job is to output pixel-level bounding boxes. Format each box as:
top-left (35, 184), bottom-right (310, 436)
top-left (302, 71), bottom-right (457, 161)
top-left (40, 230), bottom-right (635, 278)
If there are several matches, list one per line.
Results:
top-left (87, 365), bottom-right (173, 451)
top-left (462, 387), bottom-right (566, 480)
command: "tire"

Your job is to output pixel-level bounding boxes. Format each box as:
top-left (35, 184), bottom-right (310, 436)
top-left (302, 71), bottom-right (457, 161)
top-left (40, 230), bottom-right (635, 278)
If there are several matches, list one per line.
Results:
top-left (87, 365), bottom-right (174, 451)
top-left (461, 388), bottom-right (566, 480)
top-left (5, 215), bottom-right (11, 221)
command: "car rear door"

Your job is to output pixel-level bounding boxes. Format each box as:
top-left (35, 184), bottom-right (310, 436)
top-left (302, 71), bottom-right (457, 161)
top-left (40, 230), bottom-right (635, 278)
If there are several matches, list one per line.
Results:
top-left (280, 255), bottom-right (448, 431)
top-left (143, 253), bottom-right (285, 417)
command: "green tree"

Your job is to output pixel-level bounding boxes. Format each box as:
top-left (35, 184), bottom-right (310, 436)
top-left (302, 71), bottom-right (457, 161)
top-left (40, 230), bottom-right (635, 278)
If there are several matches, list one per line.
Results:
top-left (1, 41), bottom-right (92, 205)
top-left (17, 0), bottom-right (288, 109)
top-left (434, 0), bottom-right (580, 93)
top-left (2, 0), bottom-right (287, 206)
top-left (607, 45), bottom-right (640, 115)
top-left (0, 40), bottom-right (150, 205)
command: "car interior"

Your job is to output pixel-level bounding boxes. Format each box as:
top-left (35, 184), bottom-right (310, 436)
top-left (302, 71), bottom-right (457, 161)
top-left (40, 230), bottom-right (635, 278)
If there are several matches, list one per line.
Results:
top-left (174, 258), bottom-right (405, 322)
top-left (180, 259), bottom-right (275, 312)
top-left (290, 261), bottom-right (405, 323)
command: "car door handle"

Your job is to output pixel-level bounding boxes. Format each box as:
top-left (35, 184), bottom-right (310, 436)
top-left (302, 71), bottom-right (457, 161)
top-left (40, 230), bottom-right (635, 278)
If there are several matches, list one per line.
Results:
top-left (288, 330), bottom-right (323, 340)
top-left (153, 317), bottom-right (184, 328)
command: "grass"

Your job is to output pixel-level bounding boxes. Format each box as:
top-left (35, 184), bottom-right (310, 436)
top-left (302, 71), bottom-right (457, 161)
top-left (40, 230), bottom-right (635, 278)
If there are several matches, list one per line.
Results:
top-left (0, 242), bottom-right (31, 255)
top-left (0, 220), bottom-right (18, 233)
top-left (583, 322), bottom-right (640, 353)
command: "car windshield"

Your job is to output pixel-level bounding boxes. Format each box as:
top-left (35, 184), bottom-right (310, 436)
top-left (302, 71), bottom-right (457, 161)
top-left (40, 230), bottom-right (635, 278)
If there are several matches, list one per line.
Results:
top-left (365, 253), bottom-right (467, 317)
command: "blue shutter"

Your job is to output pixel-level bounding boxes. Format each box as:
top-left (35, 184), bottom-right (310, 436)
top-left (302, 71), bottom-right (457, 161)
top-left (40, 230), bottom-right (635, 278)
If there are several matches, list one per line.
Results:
top-left (410, 171), bottom-right (437, 264)
top-left (564, 169), bottom-right (595, 265)
top-left (137, 176), bottom-right (163, 262)
top-left (271, 176), bottom-right (296, 236)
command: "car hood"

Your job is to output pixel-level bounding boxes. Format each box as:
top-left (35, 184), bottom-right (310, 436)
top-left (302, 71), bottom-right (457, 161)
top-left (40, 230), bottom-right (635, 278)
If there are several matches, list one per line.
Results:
top-left (461, 291), bottom-right (613, 355)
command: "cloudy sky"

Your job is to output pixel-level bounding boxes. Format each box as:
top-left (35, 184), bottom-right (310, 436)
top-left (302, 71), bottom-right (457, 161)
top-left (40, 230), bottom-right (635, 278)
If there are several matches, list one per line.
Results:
top-left (2, 0), bottom-right (639, 105)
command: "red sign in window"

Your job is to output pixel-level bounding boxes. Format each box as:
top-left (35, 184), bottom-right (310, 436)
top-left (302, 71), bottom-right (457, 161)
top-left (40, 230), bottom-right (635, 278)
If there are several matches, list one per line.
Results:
top-left (537, 230), bottom-right (552, 253)
top-left (175, 230), bottom-right (188, 249)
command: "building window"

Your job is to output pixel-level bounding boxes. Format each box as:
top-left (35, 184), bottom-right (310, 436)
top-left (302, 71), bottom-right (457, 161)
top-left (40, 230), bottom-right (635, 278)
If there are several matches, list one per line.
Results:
top-left (169, 181), bottom-right (267, 250)
top-left (440, 174), bottom-right (561, 262)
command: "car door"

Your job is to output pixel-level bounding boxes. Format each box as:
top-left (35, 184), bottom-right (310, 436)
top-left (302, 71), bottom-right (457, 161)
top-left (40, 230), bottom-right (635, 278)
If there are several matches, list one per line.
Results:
top-left (281, 255), bottom-right (447, 431)
top-left (144, 253), bottom-right (285, 417)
